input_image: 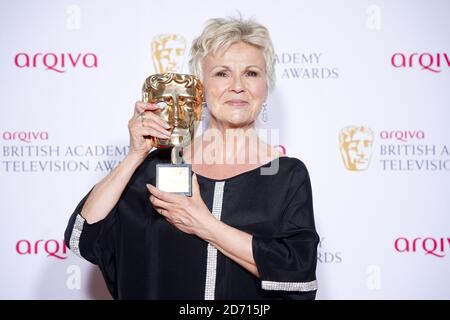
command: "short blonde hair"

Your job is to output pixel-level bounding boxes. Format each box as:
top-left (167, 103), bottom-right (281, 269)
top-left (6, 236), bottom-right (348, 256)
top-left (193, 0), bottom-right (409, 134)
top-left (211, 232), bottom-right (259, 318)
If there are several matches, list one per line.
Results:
top-left (189, 15), bottom-right (276, 90)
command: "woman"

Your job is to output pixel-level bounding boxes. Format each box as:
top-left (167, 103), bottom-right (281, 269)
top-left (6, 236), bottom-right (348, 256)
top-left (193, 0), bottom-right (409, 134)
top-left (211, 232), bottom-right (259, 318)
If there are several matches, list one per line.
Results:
top-left (64, 16), bottom-right (319, 300)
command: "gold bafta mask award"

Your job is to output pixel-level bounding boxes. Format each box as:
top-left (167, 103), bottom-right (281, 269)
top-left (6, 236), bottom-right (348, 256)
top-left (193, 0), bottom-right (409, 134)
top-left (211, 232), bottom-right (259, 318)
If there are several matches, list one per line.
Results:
top-left (142, 73), bottom-right (203, 196)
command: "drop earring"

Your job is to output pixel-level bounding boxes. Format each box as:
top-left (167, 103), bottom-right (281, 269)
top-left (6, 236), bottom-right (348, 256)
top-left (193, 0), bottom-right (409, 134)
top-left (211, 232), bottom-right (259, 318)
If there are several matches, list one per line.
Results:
top-left (201, 102), bottom-right (207, 120)
top-left (261, 102), bottom-right (268, 123)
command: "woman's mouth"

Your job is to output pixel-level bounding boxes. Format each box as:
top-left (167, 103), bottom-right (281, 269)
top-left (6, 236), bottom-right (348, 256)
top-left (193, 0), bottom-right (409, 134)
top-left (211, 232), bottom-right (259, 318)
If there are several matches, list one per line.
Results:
top-left (225, 99), bottom-right (248, 107)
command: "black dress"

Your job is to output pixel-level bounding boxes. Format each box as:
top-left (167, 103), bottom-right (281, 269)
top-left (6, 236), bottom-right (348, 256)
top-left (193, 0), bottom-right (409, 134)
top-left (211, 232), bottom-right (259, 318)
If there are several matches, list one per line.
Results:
top-left (64, 148), bottom-right (319, 300)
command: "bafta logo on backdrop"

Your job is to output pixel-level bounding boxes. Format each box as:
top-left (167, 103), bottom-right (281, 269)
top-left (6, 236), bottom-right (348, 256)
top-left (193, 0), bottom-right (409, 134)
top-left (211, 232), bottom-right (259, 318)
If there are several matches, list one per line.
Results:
top-left (151, 34), bottom-right (186, 73)
top-left (339, 126), bottom-right (374, 171)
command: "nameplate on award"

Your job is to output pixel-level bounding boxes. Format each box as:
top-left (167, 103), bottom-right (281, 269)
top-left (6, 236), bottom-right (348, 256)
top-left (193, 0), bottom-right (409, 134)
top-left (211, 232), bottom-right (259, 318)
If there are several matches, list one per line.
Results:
top-left (156, 164), bottom-right (192, 196)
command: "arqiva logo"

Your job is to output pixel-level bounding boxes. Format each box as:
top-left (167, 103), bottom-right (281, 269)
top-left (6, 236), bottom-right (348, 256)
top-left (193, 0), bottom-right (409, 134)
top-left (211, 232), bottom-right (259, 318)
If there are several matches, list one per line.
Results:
top-left (16, 239), bottom-right (68, 260)
top-left (2, 131), bottom-right (49, 143)
top-left (379, 130), bottom-right (425, 142)
top-left (14, 52), bottom-right (98, 73)
top-left (391, 52), bottom-right (450, 73)
top-left (394, 237), bottom-right (450, 258)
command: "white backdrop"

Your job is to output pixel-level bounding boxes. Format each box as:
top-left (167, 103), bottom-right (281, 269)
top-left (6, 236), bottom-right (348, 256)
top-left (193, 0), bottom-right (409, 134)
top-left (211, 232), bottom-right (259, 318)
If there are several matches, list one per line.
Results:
top-left (1, 0), bottom-right (449, 299)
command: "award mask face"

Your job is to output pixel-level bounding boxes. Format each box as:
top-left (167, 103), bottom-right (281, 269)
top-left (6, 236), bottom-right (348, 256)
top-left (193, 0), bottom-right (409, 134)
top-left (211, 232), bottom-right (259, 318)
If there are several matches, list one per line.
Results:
top-left (339, 126), bottom-right (374, 171)
top-left (151, 34), bottom-right (186, 73)
top-left (142, 73), bottom-right (203, 149)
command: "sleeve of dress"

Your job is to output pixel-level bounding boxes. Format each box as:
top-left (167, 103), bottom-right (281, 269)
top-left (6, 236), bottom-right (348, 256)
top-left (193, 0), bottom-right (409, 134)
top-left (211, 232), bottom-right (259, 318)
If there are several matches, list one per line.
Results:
top-left (64, 188), bottom-right (118, 298)
top-left (252, 164), bottom-right (319, 299)
top-left (64, 188), bottom-right (117, 265)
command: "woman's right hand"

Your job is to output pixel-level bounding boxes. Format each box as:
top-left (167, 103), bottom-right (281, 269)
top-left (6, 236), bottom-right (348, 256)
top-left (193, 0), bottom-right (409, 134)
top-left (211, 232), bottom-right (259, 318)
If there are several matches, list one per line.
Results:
top-left (127, 101), bottom-right (172, 158)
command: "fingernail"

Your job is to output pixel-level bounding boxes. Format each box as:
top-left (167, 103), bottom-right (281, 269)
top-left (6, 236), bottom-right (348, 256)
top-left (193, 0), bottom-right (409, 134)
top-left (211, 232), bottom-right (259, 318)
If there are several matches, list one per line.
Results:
top-left (164, 122), bottom-right (171, 129)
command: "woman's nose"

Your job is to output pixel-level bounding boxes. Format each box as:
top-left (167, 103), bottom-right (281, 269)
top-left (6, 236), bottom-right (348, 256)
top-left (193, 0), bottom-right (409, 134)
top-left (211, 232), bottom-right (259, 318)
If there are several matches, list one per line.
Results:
top-left (230, 75), bottom-right (245, 93)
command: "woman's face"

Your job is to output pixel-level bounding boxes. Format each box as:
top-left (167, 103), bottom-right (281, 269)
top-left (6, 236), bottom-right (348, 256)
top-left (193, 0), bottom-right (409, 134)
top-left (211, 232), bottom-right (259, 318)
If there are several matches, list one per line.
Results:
top-left (202, 41), bottom-right (268, 128)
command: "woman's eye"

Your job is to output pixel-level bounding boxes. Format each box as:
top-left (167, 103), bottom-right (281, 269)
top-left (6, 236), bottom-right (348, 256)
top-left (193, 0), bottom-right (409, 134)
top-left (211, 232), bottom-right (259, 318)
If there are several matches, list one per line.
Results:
top-left (246, 70), bottom-right (258, 77)
top-left (215, 71), bottom-right (228, 77)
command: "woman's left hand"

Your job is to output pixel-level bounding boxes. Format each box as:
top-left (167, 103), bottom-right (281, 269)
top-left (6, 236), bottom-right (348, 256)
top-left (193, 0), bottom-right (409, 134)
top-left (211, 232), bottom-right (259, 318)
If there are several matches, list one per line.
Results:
top-left (147, 174), bottom-right (217, 238)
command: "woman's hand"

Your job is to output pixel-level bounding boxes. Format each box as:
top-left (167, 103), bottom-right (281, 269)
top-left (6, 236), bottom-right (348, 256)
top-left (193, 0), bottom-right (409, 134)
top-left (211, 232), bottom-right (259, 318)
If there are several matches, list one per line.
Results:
top-left (148, 174), bottom-right (259, 277)
top-left (146, 174), bottom-right (217, 238)
top-left (127, 101), bottom-right (172, 158)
